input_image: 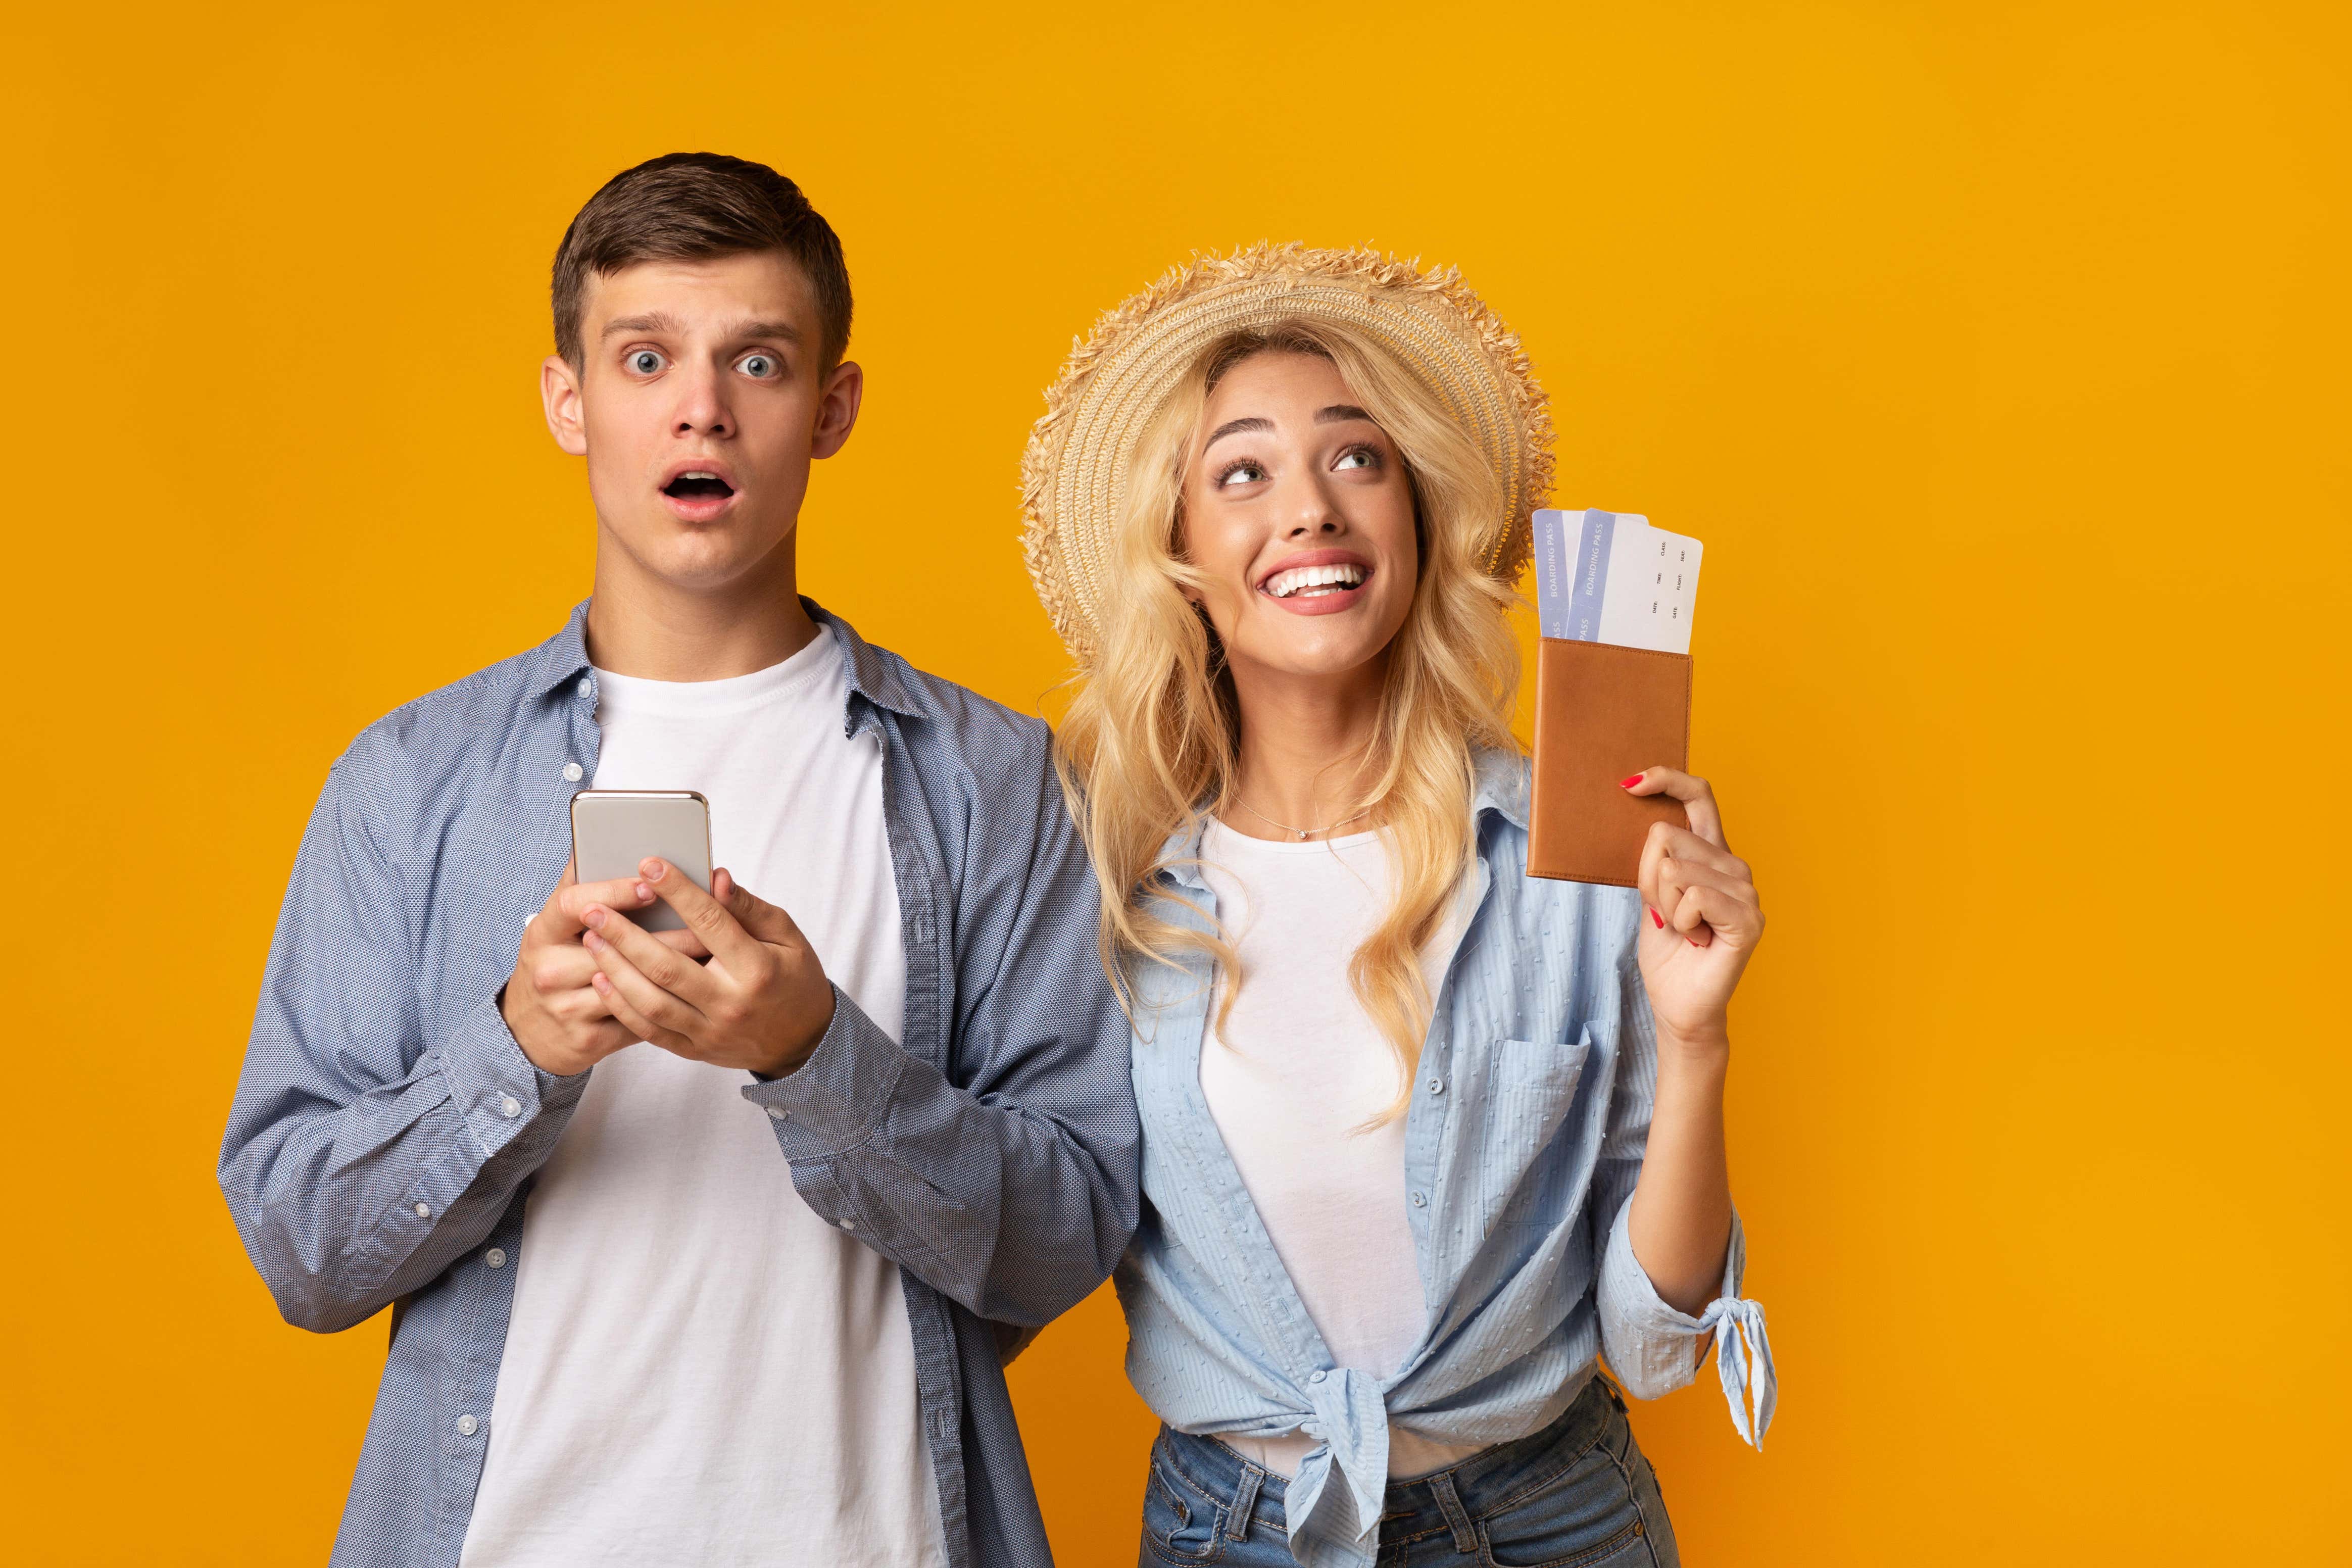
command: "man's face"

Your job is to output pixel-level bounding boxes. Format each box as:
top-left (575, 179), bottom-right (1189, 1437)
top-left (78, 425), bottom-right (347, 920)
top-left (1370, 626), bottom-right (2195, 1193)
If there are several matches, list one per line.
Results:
top-left (541, 252), bottom-right (859, 593)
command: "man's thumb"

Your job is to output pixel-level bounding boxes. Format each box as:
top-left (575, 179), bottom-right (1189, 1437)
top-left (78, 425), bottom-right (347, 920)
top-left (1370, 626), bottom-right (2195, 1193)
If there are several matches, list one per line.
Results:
top-left (715, 869), bottom-right (801, 944)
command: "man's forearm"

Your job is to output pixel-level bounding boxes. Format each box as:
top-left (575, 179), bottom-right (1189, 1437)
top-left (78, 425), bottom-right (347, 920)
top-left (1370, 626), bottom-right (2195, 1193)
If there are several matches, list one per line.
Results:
top-left (743, 987), bottom-right (1135, 1325)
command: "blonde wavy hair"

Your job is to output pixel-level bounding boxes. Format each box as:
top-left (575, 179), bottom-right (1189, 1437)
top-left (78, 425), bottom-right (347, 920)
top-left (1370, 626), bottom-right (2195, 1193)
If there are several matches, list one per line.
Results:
top-left (1051, 319), bottom-right (1524, 1119)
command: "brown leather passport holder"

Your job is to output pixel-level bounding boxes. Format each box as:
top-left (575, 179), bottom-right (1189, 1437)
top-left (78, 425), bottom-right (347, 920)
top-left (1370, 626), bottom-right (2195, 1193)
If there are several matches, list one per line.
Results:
top-left (1528, 638), bottom-right (1692, 887)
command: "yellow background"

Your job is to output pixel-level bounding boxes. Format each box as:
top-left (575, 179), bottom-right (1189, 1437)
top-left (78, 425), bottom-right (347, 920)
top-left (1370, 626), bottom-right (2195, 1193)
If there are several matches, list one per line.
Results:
top-left (7, 2), bottom-right (2347, 1561)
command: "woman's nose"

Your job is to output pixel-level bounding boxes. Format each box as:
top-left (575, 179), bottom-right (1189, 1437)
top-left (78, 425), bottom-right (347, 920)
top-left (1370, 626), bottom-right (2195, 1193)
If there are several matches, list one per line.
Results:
top-left (1285, 491), bottom-right (1343, 537)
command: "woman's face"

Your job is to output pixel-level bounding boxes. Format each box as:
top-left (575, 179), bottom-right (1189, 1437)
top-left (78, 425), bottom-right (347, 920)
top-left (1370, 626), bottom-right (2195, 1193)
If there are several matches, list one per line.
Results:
top-left (1177, 351), bottom-right (1418, 688)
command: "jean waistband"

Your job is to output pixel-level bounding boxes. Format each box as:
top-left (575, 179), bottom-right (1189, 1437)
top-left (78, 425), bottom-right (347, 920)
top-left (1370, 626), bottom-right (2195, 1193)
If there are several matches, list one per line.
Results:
top-left (1154, 1374), bottom-right (1622, 1538)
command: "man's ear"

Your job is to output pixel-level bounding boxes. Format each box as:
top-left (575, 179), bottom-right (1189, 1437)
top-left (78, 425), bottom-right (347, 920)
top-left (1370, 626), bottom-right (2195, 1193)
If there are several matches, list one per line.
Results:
top-left (810, 360), bottom-right (864, 461)
top-left (541, 355), bottom-right (588, 456)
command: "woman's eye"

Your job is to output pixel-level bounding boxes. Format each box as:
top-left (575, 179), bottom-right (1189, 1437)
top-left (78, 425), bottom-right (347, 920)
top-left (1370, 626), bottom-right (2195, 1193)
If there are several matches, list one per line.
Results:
top-left (627, 350), bottom-right (666, 375)
top-left (737, 353), bottom-right (777, 378)
top-left (1218, 461), bottom-right (1267, 487)
top-left (1335, 448), bottom-right (1377, 471)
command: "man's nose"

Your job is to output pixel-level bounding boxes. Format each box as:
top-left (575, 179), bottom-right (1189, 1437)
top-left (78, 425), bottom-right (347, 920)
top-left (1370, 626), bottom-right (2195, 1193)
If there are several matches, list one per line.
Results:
top-left (671, 365), bottom-right (733, 438)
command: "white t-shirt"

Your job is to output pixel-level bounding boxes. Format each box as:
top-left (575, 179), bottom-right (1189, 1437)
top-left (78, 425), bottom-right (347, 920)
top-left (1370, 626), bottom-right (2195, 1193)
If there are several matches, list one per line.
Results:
top-left (1196, 821), bottom-right (1481, 1480)
top-left (461, 627), bottom-right (945, 1568)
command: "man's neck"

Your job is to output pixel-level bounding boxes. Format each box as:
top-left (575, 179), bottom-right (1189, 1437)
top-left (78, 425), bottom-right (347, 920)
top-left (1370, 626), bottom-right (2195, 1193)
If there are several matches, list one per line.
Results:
top-left (582, 532), bottom-right (820, 683)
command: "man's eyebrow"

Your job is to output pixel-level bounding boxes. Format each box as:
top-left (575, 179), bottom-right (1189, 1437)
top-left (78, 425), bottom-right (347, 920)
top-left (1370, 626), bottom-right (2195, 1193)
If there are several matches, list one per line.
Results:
top-left (1316, 404), bottom-right (1376, 424)
top-left (600, 312), bottom-right (681, 339)
top-left (597, 314), bottom-right (804, 344)
top-left (1204, 416), bottom-right (1275, 450)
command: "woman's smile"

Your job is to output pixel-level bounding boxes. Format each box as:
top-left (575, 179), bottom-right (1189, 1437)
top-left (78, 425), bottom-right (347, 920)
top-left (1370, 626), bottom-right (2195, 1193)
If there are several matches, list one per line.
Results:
top-left (1256, 549), bottom-right (1375, 615)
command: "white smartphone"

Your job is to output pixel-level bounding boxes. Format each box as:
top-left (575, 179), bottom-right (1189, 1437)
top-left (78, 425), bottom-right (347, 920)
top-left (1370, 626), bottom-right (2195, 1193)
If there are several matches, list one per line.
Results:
top-left (568, 790), bottom-right (713, 933)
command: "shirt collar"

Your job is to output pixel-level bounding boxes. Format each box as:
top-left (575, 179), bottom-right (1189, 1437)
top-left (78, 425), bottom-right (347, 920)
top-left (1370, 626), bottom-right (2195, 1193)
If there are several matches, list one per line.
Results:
top-left (1470, 746), bottom-right (1531, 830)
top-left (804, 598), bottom-right (921, 718)
top-left (521, 600), bottom-right (595, 697)
top-left (520, 597), bottom-right (920, 721)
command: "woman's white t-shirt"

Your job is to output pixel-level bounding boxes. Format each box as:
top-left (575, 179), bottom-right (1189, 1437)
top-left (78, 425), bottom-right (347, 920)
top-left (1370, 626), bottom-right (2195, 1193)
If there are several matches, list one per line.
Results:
top-left (1195, 820), bottom-right (1481, 1480)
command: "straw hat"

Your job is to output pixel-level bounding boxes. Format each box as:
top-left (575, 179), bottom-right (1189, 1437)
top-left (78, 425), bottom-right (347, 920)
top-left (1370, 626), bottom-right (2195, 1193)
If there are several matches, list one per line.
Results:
top-left (1020, 242), bottom-right (1554, 665)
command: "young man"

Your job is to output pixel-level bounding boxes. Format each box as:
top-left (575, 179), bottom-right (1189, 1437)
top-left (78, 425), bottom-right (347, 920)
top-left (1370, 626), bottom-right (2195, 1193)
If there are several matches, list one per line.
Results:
top-left (219, 153), bottom-right (1137, 1568)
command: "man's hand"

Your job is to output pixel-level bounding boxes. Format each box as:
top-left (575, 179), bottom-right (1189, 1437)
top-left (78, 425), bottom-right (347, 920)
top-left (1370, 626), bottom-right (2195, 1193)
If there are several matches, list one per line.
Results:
top-left (578, 858), bottom-right (839, 1077)
top-left (502, 860), bottom-right (710, 1076)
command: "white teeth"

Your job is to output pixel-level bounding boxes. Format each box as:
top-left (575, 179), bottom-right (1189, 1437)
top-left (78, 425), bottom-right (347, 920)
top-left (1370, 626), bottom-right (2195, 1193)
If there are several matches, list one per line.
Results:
top-left (1263, 563), bottom-right (1367, 598)
top-left (681, 471), bottom-right (719, 481)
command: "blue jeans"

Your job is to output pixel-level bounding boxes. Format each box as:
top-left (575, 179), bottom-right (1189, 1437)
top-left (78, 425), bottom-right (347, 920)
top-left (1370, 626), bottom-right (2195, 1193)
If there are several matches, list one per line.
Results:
top-left (1140, 1377), bottom-right (1680, 1567)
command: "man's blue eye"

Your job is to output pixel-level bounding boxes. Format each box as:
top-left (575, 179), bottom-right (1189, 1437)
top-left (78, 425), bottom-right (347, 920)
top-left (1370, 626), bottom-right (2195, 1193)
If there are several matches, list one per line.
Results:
top-left (629, 351), bottom-right (663, 374)
top-left (740, 355), bottom-right (774, 377)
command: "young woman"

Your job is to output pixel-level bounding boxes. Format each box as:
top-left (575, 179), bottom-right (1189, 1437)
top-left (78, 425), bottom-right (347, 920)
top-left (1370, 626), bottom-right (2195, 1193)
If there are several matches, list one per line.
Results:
top-left (1021, 247), bottom-right (1775, 1568)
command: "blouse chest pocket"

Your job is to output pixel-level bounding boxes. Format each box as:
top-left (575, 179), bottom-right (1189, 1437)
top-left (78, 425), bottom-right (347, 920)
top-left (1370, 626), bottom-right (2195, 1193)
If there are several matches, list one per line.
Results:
top-left (1448, 1029), bottom-right (1596, 1239)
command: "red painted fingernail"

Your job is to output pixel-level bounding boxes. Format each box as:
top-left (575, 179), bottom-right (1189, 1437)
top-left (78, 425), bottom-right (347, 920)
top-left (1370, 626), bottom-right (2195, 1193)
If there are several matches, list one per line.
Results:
top-left (1650, 908), bottom-right (1664, 928)
top-left (1620, 775), bottom-right (1645, 789)
top-left (1688, 937), bottom-right (1703, 947)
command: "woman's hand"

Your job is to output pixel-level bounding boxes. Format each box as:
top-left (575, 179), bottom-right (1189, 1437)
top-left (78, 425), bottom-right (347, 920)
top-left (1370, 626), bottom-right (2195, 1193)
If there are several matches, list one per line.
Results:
top-left (1626, 767), bottom-right (1765, 1054)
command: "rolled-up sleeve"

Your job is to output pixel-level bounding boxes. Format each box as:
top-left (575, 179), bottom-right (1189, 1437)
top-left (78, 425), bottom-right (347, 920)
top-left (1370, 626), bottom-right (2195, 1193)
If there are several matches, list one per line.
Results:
top-left (217, 758), bottom-right (585, 1334)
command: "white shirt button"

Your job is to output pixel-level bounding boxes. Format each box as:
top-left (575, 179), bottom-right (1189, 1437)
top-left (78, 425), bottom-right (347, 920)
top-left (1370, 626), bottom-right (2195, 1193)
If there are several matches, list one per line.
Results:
top-left (840, 1217), bottom-right (857, 1231)
top-left (485, 1248), bottom-right (507, 1268)
top-left (1409, 1191), bottom-right (1427, 1208)
top-left (499, 1096), bottom-right (521, 1119)
top-left (577, 677), bottom-right (594, 698)
top-left (765, 1104), bottom-right (789, 1121)
top-left (561, 762), bottom-right (583, 782)
top-left (412, 1201), bottom-right (432, 1218)
top-left (1429, 1078), bottom-right (1445, 1095)
top-left (1308, 1369), bottom-right (1328, 1383)
top-left (456, 1414), bottom-right (478, 1437)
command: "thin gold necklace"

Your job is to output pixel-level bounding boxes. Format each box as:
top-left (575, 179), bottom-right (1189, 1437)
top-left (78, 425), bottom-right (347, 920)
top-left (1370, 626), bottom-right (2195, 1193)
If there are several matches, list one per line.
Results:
top-left (1230, 796), bottom-right (1372, 842)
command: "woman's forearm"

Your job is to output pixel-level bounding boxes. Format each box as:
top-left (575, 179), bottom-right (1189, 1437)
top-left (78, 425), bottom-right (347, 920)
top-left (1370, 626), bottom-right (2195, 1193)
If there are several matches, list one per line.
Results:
top-left (1625, 1028), bottom-right (1735, 1316)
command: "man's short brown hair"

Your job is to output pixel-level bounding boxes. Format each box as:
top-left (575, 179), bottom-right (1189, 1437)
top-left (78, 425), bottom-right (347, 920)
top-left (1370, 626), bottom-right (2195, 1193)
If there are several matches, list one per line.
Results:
top-left (552, 152), bottom-right (852, 371)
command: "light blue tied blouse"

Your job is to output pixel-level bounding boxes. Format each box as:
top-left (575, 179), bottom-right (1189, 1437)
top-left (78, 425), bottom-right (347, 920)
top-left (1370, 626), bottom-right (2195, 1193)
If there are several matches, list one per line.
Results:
top-left (1113, 751), bottom-right (1775, 1568)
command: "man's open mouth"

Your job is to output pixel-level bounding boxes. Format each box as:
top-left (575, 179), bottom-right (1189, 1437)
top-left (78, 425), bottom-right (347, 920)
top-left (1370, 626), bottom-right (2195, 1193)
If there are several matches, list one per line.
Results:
top-left (663, 470), bottom-right (737, 500)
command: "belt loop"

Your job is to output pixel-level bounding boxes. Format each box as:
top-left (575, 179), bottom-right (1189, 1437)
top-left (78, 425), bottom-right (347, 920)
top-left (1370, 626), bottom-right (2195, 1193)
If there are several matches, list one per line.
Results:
top-left (1427, 1468), bottom-right (1477, 1555)
top-left (1226, 1463), bottom-right (1265, 1541)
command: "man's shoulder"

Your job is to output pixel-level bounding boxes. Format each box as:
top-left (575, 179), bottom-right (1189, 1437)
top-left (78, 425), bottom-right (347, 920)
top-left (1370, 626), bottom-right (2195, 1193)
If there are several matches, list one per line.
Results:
top-left (856, 635), bottom-right (1052, 782)
top-left (329, 631), bottom-right (573, 820)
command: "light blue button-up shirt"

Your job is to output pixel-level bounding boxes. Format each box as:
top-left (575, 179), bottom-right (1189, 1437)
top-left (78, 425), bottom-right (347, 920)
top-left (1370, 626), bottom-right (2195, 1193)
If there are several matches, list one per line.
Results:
top-left (1114, 750), bottom-right (1774, 1568)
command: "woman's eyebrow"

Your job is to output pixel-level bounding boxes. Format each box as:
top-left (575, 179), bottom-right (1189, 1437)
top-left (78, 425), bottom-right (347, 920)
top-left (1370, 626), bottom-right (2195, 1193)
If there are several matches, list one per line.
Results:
top-left (1315, 404), bottom-right (1375, 424)
top-left (1203, 416), bottom-right (1275, 450)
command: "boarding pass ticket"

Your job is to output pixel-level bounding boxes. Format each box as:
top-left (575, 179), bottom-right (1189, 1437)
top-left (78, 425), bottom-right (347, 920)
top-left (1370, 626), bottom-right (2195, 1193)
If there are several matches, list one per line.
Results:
top-left (1531, 508), bottom-right (1703, 655)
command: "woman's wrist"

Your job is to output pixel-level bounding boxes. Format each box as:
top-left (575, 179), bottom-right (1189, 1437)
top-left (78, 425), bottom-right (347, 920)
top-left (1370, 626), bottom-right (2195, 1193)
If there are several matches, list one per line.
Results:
top-left (1653, 1020), bottom-right (1732, 1075)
